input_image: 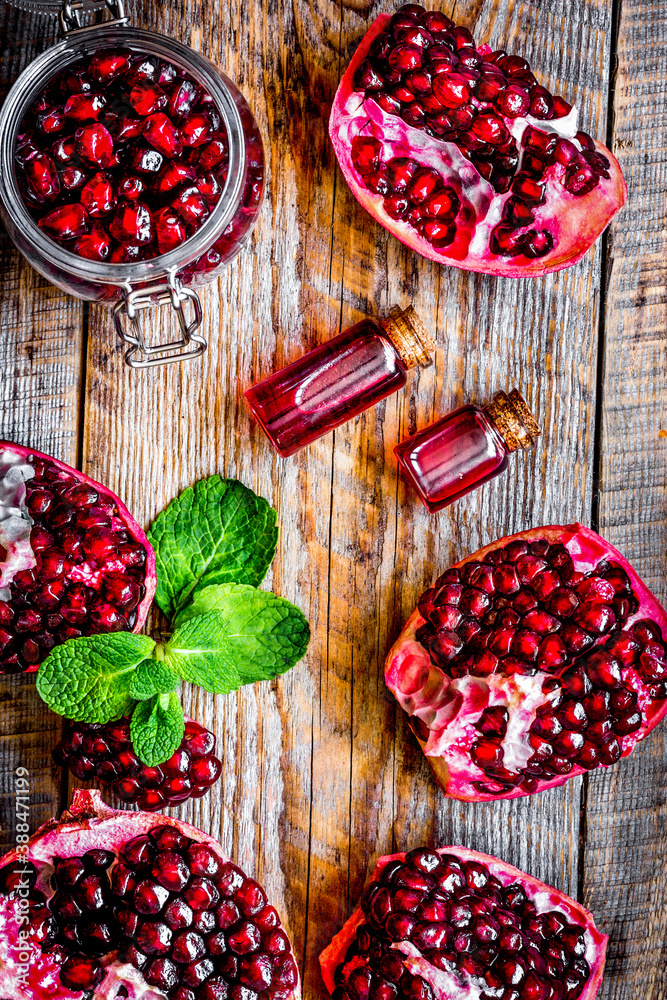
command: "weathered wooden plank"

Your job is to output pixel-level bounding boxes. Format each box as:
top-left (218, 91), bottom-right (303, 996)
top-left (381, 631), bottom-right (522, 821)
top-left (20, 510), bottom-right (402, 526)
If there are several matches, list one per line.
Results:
top-left (0, 3), bottom-right (85, 851)
top-left (583, 1), bottom-right (667, 995)
top-left (307, 1), bottom-right (612, 979)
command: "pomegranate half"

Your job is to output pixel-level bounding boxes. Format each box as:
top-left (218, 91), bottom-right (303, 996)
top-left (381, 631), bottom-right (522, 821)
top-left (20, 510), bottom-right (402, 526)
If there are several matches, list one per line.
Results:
top-left (385, 524), bottom-right (667, 800)
top-left (0, 789), bottom-right (300, 1000)
top-left (320, 846), bottom-right (607, 1000)
top-left (0, 442), bottom-right (156, 674)
top-left (330, 6), bottom-right (626, 276)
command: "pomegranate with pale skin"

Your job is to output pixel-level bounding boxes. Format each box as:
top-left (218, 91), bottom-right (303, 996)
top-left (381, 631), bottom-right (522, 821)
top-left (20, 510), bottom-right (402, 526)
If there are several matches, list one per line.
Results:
top-left (320, 846), bottom-right (607, 1000)
top-left (384, 525), bottom-right (667, 800)
top-left (330, 6), bottom-right (626, 276)
top-left (0, 790), bottom-right (300, 1000)
top-left (0, 442), bottom-right (155, 674)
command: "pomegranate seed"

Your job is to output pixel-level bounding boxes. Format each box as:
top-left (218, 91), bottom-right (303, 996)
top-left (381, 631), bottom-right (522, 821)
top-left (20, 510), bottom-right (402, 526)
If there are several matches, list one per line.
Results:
top-left (172, 185), bottom-right (209, 225)
top-left (154, 207), bottom-right (187, 254)
top-left (89, 49), bottom-right (131, 82)
top-left (144, 113), bottom-right (183, 157)
top-left (169, 79), bottom-right (201, 119)
top-left (64, 92), bottom-right (107, 122)
top-left (118, 174), bottom-right (147, 200)
top-left (80, 171), bottom-right (117, 216)
top-left (130, 82), bottom-right (168, 116)
top-left (25, 152), bottom-right (61, 201)
top-left (61, 954), bottom-right (104, 990)
top-left (109, 201), bottom-right (154, 245)
top-left (564, 163), bottom-right (599, 195)
top-left (432, 72), bottom-right (470, 108)
top-left (39, 204), bottom-right (89, 239)
top-left (75, 124), bottom-right (115, 167)
top-left (181, 113), bottom-right (212, 147)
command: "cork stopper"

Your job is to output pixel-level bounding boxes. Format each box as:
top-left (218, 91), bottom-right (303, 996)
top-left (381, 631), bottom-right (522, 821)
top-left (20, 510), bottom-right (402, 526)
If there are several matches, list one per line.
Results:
top-left (485, 389), bottom-right (541, 452)
top-left (381, 306), bottom-right (436, 369)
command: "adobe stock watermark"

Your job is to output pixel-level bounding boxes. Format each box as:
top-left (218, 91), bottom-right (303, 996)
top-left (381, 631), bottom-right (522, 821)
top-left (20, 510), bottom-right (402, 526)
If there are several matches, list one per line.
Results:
top-left (11, 767), bottom-right (32, 990)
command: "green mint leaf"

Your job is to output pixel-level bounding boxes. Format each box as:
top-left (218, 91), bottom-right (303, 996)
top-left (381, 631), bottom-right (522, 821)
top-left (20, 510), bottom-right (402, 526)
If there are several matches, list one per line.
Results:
top-left (129, 656), bottom-right (181, 701)
top-left (130, 693), bottom-right (185, 766)
top-left (174, 583), bottom-right (310, 685)
top-left (163, 611), bottom-right (241, 694)
top-left (148, 476), bottom-right (278, 621)
top-left (36, 633), bottom-right (155, 723)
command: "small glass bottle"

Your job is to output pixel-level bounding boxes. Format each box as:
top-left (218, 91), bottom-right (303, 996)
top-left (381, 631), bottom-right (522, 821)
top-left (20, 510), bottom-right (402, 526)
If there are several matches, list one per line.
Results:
top-left (394, 388), bottom-right (541, 512)
top-left (244, 306), bottom-right (436, 457)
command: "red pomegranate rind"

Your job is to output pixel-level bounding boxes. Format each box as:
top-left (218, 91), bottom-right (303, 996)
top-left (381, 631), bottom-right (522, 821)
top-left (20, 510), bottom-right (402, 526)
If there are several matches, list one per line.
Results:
top-left (0, 790), bottom-right (300, 1000)
top-left (0, 441), bottom-right (156, 674)
top-left (320, 847), bottom-right (607, 1000)
top-left (330, 13), bottom-right (627, 276)
top-left (385, 525), bottom-right (667, 801)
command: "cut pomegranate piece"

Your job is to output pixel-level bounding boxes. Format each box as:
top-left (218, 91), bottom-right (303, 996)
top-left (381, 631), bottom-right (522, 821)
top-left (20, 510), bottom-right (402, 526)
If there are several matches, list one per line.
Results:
top-left (320, 846), bottom-right (606, 1000)
top-left (330, 6), bottom-right (627, 275)
top-left (385, 524), bottom-right (667, 799)
top-left (0, 790), bottom-right (300, 1000)
top-left (0, 441), bottom-right (155, 673)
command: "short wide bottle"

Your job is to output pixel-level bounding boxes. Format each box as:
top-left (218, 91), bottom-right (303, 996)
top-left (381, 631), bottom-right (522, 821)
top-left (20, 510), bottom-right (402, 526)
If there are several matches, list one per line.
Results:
top-left (394, 389), bottom-right (541, 512)
top-left (244, 306), bottom-right (435, 457)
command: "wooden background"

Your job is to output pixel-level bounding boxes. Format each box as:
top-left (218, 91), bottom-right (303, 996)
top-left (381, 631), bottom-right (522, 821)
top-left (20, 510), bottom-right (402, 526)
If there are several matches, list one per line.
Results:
top-left (0, 0), bottom-right (665, 998)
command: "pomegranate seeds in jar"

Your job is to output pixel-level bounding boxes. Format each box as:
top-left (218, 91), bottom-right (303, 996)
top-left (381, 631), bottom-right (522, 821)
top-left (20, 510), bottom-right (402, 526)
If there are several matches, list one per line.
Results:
top-left (14, 48), bottom-right (232, 263)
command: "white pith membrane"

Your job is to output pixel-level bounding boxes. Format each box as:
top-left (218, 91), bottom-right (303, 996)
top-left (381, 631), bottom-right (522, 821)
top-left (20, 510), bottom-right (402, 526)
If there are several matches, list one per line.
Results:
top-left (319, 848), bottom-right (608, 1000)
top-left (0, 792), bottom-right (300, 1000)
top-left (329, 12), bottom-right (627, 277)
top-left (384, 525), bottom-right (667, 801)
top-left (0, 449), bottom-right (35, 599)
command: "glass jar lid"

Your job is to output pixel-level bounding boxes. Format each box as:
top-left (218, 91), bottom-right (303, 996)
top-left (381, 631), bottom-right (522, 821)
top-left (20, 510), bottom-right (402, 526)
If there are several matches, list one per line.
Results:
top-left (5, 0), bottom-right (106, 13)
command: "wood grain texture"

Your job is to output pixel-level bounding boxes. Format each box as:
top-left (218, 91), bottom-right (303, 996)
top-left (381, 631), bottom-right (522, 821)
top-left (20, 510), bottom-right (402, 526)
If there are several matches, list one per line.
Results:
top-left (0, 2), bottom-right (84, 854)
top-left (0, 0), bottom-right (664, 997)
top-left (582, 1), bottom-right (667, 996)
top-left (79, 0), bottom-right (614, 997)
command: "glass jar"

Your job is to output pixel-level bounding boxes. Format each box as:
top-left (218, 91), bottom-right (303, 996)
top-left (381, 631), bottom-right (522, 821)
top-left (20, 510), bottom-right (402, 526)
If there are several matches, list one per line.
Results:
top-left (0, 0), bottom-right (265, 366)
top-left (244, 306), bottom-right (436, 457)
top-left (394, 388), bottom-right (541, 511)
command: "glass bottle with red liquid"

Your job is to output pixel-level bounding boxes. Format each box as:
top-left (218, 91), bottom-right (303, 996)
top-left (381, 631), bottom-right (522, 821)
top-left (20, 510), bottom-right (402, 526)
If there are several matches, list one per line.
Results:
top-left (394, 389), bottom-right (541, 512)
top-left (244, 306), bottom-right (435, 457)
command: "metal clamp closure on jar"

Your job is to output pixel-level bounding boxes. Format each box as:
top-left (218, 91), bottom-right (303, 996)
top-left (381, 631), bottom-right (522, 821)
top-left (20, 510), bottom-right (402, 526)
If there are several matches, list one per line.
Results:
top-left (113, 275), bottom-right (206, 368)
top-left (60, 0), bottom-right (129, 33)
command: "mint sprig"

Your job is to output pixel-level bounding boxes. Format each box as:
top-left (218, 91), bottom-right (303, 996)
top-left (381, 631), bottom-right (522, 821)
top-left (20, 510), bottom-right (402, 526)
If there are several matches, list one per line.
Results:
top-left (174, 583), bottom-right (311, 684)
top-left (36, 633), bottom-right (155, 724)
top-left (37, 476), bottom-right (310, 769)
top-left (131, 693), bottom-right (185, 767)
top-left (148, 476), bottom-right (278, 621)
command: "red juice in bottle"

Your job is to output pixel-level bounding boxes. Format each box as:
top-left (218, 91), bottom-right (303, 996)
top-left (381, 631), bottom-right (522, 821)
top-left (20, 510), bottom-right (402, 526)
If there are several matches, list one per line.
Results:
top-left (244, 306), bottom-right (435, 457)
top-left (394, 389), bottom-right (541, 512)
